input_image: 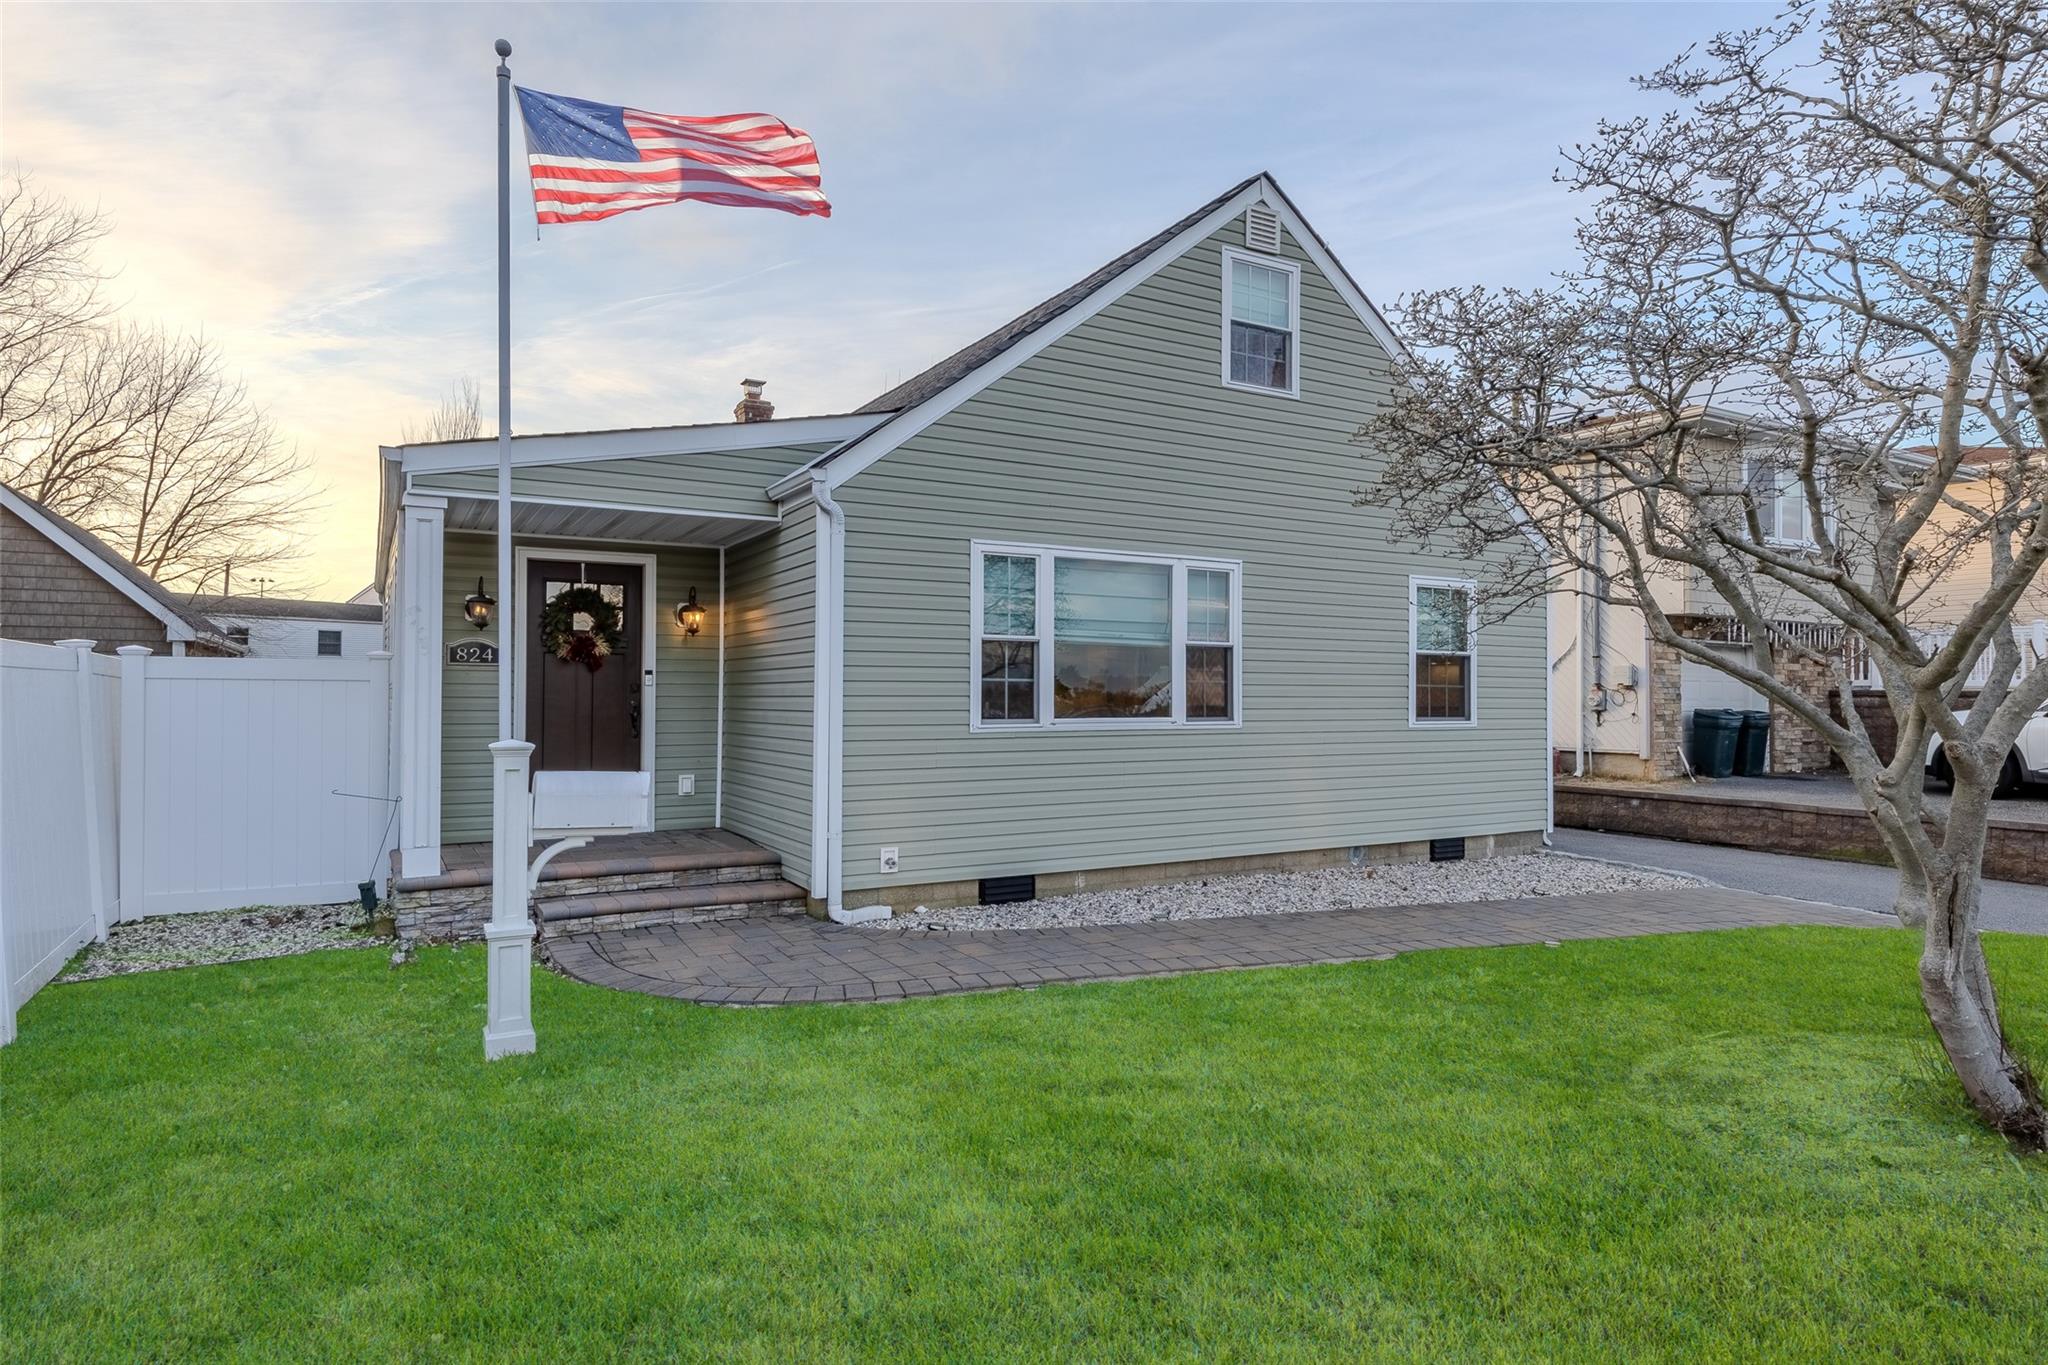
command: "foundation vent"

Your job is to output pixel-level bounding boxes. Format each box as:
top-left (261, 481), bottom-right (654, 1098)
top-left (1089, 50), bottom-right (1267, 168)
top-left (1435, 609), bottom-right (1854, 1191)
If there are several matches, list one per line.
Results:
top-left (978, 874), bottom-right (1036, 905)
top-left (1429, 837), bottom-right (1467, 863)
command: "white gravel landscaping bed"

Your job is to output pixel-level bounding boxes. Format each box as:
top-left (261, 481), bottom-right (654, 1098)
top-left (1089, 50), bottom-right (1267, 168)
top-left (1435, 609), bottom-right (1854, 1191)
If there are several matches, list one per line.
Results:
top-left (58, 902), bottom-right (387, 981)
top-left (870, 852), bottom-right (1704, 932)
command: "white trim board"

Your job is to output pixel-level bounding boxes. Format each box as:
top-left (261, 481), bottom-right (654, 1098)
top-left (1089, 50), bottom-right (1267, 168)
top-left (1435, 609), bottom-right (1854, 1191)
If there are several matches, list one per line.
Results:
top-left (430, 488), bottom-right (780, 525)
top-left (391, 412), bottom-right (887, 476)
top-left (510, 546), bottom-right (660, 832)
top-left (0, 487), bottom-right (199, 642)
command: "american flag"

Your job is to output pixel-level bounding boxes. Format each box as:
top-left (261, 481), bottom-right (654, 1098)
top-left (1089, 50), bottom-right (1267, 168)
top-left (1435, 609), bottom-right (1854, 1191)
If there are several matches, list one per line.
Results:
top-left (514, 87), bottom-right (830, 225)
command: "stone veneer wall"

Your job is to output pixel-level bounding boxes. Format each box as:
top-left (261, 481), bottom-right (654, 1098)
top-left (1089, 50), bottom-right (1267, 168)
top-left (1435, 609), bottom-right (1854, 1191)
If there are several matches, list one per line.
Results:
top-left (1769, 653), bottom-right (1837, 773)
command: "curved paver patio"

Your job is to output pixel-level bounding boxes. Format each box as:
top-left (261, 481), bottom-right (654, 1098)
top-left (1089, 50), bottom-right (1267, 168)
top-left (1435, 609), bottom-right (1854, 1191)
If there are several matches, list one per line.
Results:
top-left (543, 888), bottom-right (1888, 1006)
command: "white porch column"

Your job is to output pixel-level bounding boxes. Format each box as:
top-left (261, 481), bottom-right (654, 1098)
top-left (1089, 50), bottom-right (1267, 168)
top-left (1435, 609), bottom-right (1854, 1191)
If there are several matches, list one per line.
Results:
top-left (483, 739), bottom-right (537, 1059)
top-left (57, 641), bottom-right (111, 941)
top-left (396, 493), bottom-right (446, 878)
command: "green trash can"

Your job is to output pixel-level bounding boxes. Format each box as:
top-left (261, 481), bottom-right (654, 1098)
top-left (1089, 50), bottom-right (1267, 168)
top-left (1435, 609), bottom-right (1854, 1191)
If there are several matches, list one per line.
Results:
top-left (1689, 708), bottom-right (1741, 778)
top-left (1734, 709), bottom-right (1772, 776)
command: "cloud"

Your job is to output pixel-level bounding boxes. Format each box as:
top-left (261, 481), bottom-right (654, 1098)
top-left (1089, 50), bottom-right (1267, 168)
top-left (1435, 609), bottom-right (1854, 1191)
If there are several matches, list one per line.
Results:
top-left (4, 1), bottom-right (1729, 595)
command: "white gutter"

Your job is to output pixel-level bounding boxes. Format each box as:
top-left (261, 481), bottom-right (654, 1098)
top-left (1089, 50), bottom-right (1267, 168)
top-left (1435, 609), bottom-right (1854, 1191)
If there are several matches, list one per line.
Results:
top-left (808, 475), bottom-right (890, 925)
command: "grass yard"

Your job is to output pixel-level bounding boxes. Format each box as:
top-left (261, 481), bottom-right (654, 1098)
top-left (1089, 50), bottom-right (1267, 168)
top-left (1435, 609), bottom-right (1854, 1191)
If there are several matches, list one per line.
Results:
top-left (4, 927), bottom-right (2045, 1361)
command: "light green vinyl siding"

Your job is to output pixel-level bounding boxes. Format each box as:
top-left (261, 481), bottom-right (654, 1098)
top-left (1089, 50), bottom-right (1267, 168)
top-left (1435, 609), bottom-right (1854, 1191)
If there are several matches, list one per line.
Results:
top-left (719, 509), bottom-right (815, 887)
top-left (438, 534), bottom-right (721, 842)
top-left (412, 443), bottom-right (831, 520)
top-left (833, 214), bottom-right (1548, 892)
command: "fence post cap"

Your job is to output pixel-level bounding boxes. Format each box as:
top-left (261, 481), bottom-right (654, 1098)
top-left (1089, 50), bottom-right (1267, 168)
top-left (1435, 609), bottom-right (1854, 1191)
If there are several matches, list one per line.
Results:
top-left (55, 638), bottom-right (96, 651)
top-left (113, 645), bottom-right (154, 657)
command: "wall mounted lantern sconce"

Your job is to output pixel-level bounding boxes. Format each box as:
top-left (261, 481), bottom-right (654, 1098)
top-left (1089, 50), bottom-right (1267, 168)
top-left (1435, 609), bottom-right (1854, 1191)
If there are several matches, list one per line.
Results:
top-left (463, 577), bottom-right (496, 630)
top-left (676, 587), bottom-right (705, 637)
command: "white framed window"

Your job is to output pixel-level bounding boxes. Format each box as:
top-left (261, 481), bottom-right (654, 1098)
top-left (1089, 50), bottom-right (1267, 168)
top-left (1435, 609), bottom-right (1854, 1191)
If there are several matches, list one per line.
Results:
top-left (317, 629), bottom-right (342, 657)
top-left (970, 541), bottom-right (1243, 731)
top-left (1220, 247), bottom-right (1300, 398)
top-left (1409, 576), bottom-right (1476, 726)
top-left (1743, 455), bottom-right (1826, 546)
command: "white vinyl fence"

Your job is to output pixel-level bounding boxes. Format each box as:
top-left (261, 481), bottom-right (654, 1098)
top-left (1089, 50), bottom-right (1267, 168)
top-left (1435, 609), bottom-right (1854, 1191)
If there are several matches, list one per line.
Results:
top-left (1847, 619), bottom-right (2048, 692)
top-left (1, 640), bottom-right (392, 1043)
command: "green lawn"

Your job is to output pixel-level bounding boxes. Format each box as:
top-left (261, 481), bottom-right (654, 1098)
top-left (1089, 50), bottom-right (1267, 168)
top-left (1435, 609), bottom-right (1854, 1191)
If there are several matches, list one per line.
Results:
top-left (4, 928), bottom-right (2045, 1361)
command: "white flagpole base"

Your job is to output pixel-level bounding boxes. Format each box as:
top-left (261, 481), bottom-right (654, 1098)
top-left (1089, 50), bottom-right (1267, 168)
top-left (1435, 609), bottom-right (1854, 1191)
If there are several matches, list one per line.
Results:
top-left (484, 739), bottom-right (537, 1060)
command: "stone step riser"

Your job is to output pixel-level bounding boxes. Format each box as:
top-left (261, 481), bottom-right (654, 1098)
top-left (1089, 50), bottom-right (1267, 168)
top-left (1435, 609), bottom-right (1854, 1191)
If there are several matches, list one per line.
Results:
top-left (539, 899), bottom-right (810, 939)
top-left (393, 862), bottom-right (785, 917)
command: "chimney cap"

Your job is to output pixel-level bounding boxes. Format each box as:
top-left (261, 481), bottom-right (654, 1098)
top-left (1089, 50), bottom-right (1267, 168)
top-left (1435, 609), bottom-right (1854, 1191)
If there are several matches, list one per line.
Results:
top-left (740, 378), bottom-right (766, 395)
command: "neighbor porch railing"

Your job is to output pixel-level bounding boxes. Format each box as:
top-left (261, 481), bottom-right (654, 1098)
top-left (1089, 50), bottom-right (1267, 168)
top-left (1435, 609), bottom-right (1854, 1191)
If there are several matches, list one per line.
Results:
top-left (1845, 619), bottom-right (2048, 692)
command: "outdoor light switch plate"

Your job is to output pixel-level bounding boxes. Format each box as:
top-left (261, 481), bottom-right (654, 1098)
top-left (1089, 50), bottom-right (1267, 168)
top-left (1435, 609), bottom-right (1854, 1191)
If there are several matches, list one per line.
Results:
top-left (879, 847), bottom-right (900, 875)
top-left (677, 774), bottom-right (695, 796)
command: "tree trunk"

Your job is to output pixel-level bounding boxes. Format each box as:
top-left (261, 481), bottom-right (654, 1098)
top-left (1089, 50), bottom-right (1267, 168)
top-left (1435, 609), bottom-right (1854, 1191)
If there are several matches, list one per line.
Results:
top-left (1892, 810), bottom-right (2047, 1150)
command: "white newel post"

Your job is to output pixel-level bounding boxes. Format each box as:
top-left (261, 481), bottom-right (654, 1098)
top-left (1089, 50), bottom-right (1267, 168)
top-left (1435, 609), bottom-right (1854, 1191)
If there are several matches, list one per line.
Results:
top-left (58, 641), bottom-right (111, 940)
top-left (396, 493), bottom-right (446, 878)
top-left (115, 646), bottom-right (152, 924)
top-left (483, 739), bottom-right (536, 1059)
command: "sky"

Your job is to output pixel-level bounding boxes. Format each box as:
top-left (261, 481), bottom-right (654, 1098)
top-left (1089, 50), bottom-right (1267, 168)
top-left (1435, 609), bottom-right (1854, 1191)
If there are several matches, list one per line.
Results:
top-left (3, 1), bottom-right (1767, 598)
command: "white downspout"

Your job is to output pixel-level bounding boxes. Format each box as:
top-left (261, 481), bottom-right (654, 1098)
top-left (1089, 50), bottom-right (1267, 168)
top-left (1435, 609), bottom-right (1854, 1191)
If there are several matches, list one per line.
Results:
top-left (810, 475), bottom-right (890, 925)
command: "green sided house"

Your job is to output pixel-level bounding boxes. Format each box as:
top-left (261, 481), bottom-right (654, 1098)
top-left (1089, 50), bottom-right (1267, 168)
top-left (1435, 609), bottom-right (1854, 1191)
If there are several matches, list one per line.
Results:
top-left (376, 174), bottom-right (1551, 938)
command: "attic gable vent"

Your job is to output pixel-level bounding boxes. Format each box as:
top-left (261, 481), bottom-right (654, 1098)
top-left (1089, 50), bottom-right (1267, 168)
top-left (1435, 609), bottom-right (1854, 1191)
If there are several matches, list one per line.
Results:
top-left (1244, 203), bottom-right (1281, 254)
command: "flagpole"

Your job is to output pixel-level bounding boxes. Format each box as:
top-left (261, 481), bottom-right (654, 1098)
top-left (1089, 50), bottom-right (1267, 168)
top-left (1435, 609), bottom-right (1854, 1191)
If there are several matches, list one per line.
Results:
top-left (494, 37), bottom-right (514, 743)
top-left (483, 37), bottom-right (536, 1062)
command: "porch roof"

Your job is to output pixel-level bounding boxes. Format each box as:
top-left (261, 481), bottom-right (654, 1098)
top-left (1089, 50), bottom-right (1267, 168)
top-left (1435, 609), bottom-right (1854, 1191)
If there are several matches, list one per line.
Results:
top-left (439, 491), bottom-right (778, 547)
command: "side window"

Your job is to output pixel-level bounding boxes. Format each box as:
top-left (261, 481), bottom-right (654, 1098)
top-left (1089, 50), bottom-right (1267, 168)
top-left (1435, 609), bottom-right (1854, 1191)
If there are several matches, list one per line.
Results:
top-left (317, 629), bottom-right (342, 656)
top-left (1411, 579), bottom-right (1475, 725)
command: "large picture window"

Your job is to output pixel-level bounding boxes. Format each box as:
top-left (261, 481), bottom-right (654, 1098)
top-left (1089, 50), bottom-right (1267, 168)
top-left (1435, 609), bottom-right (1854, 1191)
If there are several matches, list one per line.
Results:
top-left (1410, 577), bottom-right (1476, 725)
top-left (972, 543), bottom-right (1242, 730)
top-left (1221, 248), bottom-right (1301, 397)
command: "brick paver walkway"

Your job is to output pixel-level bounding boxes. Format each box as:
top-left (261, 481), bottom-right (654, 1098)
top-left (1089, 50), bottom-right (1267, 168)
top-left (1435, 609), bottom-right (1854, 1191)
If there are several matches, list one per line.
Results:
top-left (545, 888), bottom-right (1887, 1006)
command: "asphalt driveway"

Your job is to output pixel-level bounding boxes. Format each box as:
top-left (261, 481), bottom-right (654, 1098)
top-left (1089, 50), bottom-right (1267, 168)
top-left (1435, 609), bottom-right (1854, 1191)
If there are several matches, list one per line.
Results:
top-left (1551, 829), bottom-right (2047, 935)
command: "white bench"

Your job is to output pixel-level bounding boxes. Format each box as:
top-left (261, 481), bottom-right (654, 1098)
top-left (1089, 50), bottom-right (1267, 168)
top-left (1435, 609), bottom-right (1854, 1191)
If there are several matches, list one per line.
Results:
top-left (526, 769), bottom-right (651, 889)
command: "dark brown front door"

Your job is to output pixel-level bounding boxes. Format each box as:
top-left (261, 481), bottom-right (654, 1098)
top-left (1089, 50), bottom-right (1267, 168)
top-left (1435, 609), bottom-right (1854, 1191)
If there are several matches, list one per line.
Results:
top-left (526, 558), bottom-right (643, 772)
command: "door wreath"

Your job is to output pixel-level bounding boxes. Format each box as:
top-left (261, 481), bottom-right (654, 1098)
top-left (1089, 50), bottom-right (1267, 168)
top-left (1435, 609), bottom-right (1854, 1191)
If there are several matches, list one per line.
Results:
top-left (539, 585), bottom-right (624, 671)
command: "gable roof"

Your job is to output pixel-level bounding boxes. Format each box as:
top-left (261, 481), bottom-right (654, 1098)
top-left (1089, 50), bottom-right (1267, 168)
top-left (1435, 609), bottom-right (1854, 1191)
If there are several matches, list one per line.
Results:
top-left (183, 594), bottom-right (383, 624)
top-left (0, 483), bottom-right (240, 649)
top-left (856, 175), bottom-right (1264, 416)
top-left (768, 172), bottom-right (1414, 497)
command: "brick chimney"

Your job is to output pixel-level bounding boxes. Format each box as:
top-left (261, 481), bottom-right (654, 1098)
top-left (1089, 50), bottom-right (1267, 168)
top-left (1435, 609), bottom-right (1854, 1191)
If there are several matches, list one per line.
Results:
top-left (734, 378), bottom-right (774, 423)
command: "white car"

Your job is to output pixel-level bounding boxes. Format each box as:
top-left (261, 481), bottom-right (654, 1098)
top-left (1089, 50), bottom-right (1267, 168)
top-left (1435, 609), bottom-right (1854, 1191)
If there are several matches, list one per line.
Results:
top-left (1926, 702), bottom-right (2048, 796)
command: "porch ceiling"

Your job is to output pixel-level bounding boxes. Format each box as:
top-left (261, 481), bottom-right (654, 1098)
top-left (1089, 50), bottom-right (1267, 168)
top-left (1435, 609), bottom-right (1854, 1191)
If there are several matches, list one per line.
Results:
top-left (441, 492), bottom-right (777, 547)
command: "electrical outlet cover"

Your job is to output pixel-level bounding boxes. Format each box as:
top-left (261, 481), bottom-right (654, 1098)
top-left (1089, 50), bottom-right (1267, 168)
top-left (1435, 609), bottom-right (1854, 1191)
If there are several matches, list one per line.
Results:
top-left (879, 846), bottom-right (899, 874)
top-left (677, 774), bottom-right (695, 796)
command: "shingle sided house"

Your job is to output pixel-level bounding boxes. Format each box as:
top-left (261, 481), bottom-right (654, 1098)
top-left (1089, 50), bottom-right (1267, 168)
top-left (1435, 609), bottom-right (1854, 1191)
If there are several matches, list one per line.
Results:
top-left (375, 175), bottom-right (1550, 922)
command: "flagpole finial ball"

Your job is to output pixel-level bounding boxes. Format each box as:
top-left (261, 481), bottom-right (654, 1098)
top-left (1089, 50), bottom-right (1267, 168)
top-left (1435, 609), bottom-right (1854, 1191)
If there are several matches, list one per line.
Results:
top-left (495, 38), bottom-right (512, 58)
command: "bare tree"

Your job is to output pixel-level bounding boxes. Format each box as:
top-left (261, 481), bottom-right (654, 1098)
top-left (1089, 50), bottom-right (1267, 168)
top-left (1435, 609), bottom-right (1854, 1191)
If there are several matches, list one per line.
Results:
top-left (400, 376), bottom-right (483, 444)
top-left (1361, 0), bottom-right (2047, 1145)
top-left (1, 170), bottom-right (318, 590)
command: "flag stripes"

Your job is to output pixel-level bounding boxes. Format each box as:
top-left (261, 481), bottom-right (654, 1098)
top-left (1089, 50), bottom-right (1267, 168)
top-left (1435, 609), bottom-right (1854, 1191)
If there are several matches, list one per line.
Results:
top-left (515, 86), bottom-right (830, 225)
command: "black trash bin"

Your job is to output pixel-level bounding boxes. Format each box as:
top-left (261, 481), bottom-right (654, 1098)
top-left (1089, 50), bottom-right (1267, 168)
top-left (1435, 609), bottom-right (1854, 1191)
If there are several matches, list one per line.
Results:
top-left (1734, 709), bottom-right (1772, 776)
top-left (1689, 708), bottom-right (1741, 778)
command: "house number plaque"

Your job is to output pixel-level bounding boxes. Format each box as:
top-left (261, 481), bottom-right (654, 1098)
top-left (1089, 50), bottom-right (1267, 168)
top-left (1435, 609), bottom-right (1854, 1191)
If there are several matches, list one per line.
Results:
top-left (448, 640), bottom-right (499, 666)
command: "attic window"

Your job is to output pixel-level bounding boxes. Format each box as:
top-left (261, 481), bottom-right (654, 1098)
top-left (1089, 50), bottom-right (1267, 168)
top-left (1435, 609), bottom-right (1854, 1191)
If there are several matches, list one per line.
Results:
top-left (1221, 248), bottom-right (1300, 398)
top-left (1244, 204), bottom-right (1281, 254)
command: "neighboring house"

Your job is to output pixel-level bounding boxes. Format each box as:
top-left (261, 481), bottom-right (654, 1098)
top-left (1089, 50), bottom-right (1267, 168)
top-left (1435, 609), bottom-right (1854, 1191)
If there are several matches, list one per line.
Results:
top-left (0, 484), bottom-right (241, 656)
top-left (376, 174), bottom-right (1550, 912)
top-left (185, 595), bottom-right (385, 658)
top-left (346, 584), bottom-right (382, 608)
top-left (1547, 413), bottom-right (2036, 780)
top-left (1902, 448), bottom-right (2048, 632)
